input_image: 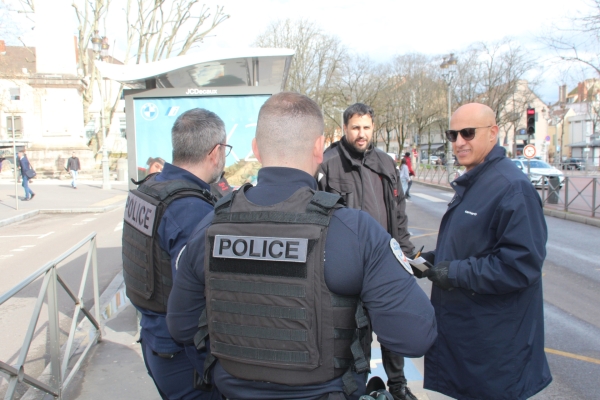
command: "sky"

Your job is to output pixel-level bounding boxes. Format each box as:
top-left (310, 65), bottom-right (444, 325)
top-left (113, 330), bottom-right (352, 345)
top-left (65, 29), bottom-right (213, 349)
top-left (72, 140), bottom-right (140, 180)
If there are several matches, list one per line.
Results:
top-left (7, 0), bottom-right (596, 103)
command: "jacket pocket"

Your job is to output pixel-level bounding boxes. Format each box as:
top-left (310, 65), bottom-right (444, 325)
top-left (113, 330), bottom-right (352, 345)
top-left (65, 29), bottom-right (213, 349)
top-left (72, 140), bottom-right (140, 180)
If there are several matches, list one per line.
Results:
top-left (328, 179), bottom-right (355, 209)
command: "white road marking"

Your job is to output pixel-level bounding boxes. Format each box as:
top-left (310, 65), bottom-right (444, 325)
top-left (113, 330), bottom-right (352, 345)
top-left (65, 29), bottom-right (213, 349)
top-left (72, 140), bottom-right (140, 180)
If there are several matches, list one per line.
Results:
top-left (11, 249), bottom-right (24, 252)
top-left (370, 358), bottom-right (382, 368)
top-left (73, 223), bottom-right (85, 226)
top-left (114, 222), bottom-right (123, 232)
top-left (412, 193), bottom-right (447, 202)
top-left (0, 255), bottom-right (14, 258)
top-left (0, 235), bottom-right (42, 238)
top-left (438, 192), bottom-right (454, 197)
top-left (38, 232), bottom-right (54, 239)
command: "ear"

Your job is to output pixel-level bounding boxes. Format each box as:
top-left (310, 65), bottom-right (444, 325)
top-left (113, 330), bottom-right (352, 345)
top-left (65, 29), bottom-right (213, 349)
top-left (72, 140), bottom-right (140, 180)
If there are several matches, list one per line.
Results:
top-left (490, 125), bottom-right (499, 143)
top-left (252, 138), bottom-right (262, 164)
top-left (313, 135), bottom-right (325, 165)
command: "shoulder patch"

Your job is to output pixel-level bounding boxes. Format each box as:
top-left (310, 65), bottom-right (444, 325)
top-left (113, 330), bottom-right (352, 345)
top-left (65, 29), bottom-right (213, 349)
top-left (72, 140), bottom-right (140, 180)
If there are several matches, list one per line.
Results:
top-left (390, 238), bottom-right (413, 275)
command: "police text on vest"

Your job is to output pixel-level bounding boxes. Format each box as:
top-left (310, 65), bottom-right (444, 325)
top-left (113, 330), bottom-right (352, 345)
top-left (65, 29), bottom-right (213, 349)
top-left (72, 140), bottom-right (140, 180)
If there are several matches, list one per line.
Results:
top-left (124, 193), bottom-right (157, 236)
top-left (213, 235), bottom-right (308, 263)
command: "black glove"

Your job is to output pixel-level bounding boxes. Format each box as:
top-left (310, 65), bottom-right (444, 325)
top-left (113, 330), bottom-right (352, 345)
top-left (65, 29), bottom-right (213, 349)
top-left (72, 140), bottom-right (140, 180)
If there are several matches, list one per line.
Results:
top-left (422, 261), bottom-right (453, 291)
top-left (419, 251), bottom-right (435, 265)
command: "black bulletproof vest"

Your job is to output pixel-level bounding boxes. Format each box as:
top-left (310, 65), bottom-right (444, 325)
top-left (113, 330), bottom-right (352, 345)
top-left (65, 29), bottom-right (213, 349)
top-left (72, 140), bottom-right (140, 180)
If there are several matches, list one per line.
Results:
top-left (201, 184), bottom-right (371, 395)
top-left (122, 175), bottom-right (215, 313)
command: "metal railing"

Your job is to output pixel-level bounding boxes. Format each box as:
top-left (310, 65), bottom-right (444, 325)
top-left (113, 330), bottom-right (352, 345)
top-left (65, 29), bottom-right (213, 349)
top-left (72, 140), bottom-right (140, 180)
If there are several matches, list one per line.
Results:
top-left (414, 164), bottom-right (464, 186)
top-left (0, 233), bottom-right (101, 399)
top-left (540, 176), bottom-right (599, 218)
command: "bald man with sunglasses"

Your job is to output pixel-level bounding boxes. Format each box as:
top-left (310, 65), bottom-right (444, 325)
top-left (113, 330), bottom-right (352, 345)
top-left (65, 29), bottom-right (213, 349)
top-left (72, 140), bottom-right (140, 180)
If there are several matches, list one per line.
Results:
top-left (419, 103), bottom-right (552, 399)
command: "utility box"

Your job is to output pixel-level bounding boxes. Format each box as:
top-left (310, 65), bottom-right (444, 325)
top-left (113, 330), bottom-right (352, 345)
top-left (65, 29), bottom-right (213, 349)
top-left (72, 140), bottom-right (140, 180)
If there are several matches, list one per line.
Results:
top-left (547, 176), bottom-right (560, 204)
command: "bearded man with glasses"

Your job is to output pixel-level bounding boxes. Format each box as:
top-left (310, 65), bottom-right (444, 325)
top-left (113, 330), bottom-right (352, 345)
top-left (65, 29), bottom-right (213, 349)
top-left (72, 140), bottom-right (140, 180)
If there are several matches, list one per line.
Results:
top-left (418, 103), bottom-right (552, 399)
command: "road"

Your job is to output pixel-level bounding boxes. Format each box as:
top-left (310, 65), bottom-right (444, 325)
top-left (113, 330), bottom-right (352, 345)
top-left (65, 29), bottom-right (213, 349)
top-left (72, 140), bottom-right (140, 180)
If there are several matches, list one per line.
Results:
top-left (406, 184), bottom-right (600, 399)
top-left (0, 206), bottom-right (125, 398)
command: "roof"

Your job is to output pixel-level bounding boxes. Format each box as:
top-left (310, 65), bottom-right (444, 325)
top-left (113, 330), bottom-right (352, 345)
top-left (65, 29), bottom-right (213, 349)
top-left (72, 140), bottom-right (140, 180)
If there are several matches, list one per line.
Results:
top-left (0, 46), bottom-right (37, 77)
top-left (96, 48), bottom-right (294, 88)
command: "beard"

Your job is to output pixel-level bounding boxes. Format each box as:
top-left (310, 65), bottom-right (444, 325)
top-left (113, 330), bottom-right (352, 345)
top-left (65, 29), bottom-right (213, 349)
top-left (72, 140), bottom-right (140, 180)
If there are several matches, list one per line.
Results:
top-left (209, 152), bottom-right (226, 184)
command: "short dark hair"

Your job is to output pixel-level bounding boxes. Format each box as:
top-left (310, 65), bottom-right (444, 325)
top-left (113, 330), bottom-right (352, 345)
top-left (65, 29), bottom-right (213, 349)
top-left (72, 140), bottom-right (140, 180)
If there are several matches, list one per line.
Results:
top-left (344, 103), bottom-right (375, 126)
top-left (171, 108), bottom-right (226, 165)
top-left (256, 92), bottom-right (324, 159)
top-left (405, 152), bottom-right (410, 157)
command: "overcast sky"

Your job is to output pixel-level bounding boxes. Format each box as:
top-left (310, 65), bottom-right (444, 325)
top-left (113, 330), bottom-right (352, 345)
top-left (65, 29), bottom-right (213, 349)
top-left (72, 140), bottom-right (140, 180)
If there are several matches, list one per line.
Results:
top-left (12, 0), bottom-right (595, 103)
top-left (196, 0), bottom-right (592, 102)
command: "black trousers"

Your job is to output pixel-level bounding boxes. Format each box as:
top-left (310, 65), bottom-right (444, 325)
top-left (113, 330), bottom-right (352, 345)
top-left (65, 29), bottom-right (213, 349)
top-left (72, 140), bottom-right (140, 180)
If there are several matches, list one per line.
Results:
top-left (381, 345), bottom-right (407, 388)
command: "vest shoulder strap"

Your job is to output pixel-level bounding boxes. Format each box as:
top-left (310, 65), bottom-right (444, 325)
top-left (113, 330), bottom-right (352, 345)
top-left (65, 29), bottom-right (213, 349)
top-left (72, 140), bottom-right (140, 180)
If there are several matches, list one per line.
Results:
top-left (214, 183), bottom-right (252, 215)
top-left (138, 177), bottom-right (217, 206)
top-left (306, 191), bottom-right (344, 215)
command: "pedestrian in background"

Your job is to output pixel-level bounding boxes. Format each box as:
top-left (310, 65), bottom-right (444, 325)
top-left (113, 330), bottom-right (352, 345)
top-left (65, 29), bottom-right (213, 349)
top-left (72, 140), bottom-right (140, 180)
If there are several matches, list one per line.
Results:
top-left (419, 103), bottom-right (551, 399)
top-left (317, 103), bottom-right (418, 400)
top-left (403, 152), bottom-right (414, 198)
top-left (399, 158), bottom-right (410, 196)
top-left (66, 152), bottom-right (81, 189)
top-left (18, 151), bottom-right (35, 201)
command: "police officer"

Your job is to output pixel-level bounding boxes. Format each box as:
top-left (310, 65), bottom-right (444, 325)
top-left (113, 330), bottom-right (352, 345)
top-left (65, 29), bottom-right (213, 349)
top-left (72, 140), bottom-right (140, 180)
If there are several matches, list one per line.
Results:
top-left (166, 92), bottom-right (437, 400)
top-left (122, 108), bottom-right (227, 399)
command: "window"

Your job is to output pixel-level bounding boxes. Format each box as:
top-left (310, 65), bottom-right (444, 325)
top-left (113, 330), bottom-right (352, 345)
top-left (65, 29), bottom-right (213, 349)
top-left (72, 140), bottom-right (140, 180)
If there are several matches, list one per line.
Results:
top-left (85, 119), bottom-right (96, 140)
top-left (9, 88), bottom-right (20, 100)
top-left (6, 116), bottom-right (23, 138)
top-left (119, 117), bottom-right (126, 138)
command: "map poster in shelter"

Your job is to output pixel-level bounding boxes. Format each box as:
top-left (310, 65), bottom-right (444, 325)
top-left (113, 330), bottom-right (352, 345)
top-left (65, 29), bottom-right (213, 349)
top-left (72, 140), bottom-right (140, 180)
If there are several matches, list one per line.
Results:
top-left (133, 95), bottom-right (270, 186)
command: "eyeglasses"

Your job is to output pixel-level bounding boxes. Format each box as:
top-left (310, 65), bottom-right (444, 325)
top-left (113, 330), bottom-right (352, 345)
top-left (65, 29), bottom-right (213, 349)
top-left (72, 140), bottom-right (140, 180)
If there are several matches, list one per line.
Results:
top-left (445, 126), bottom-right (492, 142)
top-left (211, 143), bottom-right (232, 157)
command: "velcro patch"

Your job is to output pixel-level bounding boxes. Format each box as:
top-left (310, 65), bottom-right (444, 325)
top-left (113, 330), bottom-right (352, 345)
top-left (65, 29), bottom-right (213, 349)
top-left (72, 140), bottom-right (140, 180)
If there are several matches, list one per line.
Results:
top-left (124, 193), bottom-right (157, 236)
top-left (213, 235), bottom-right (308, 263)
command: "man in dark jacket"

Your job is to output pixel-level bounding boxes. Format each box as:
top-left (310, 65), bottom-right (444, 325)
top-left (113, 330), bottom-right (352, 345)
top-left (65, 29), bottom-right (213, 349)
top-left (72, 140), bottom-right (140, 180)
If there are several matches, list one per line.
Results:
top-left (18, 151), bottom-right (35, 201)
top-left (123, 108), bottom-right (226, 400)
top-left (167, 92), bottom-right (437, 400)
top-left (421, 103), bottom-right (552, 399)
top-left (316, 103), bottom-right (417, 400)
top-left (66, 152), bottom-right (81, 189)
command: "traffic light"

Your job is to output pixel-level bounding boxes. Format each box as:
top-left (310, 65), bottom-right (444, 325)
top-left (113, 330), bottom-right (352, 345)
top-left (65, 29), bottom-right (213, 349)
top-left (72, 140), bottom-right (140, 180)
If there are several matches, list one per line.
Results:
top-left (526, 108), bottom-right (535, 135)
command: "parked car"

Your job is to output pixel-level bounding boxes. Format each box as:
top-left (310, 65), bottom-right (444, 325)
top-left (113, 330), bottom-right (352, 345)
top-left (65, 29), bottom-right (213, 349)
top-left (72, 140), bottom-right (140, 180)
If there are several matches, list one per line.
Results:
top-left (511, 159), bottom-right (565, 188)
top-left (562, 157), bottom-right (586, 170)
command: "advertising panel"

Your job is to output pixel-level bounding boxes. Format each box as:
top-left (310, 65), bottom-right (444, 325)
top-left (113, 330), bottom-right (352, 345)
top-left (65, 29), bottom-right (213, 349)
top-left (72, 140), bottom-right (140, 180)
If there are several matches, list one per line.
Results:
top-left (127, 88), bottom-right (274, 187)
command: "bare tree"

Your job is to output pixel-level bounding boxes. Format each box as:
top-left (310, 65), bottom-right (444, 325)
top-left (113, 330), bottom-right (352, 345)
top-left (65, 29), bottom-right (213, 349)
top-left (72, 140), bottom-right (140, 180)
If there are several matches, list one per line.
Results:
top-left (544, 0), bottom-right (600, 76)
top-left (255, 19), bottom-right (345, 104)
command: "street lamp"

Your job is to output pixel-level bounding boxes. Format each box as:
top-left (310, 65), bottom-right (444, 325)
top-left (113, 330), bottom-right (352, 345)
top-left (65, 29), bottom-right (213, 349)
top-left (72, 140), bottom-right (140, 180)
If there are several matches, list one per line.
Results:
top-left (440, 53), bottom-right (457, 178)
top-left (90, 30), bottom-right (111, 190)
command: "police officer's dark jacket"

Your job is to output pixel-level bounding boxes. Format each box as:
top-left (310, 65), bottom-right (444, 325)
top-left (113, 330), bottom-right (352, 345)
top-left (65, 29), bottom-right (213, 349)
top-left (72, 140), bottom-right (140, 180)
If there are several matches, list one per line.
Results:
top-left (122, 173), bottom-right (216, 313)
top-left (167, 167), bottom-right (437, 400)
top-left (317, 137), bottom-right (415, 256)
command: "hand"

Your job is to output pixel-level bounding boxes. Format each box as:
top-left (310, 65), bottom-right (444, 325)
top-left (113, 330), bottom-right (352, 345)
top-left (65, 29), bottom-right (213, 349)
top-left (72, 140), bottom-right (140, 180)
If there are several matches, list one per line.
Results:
top-left (422, 261), bottom-right (453, 291)
top-left (419, 251), bottom-right (435, 265)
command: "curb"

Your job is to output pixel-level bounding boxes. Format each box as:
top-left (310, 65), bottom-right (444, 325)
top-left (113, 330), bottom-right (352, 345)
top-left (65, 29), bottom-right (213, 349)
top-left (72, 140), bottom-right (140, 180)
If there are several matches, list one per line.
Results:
top-left (0, 203), bottom-right (124, 228)
top-left (543, 208), bottom-right (600, 228)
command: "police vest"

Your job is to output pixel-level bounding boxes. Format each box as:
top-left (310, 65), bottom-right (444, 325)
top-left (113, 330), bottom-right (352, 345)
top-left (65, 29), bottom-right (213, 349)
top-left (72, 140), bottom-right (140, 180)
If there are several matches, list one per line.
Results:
top-left (122, 175), bottom-right (216, 313)
top-left (199, 184), bottom-right (371, 395)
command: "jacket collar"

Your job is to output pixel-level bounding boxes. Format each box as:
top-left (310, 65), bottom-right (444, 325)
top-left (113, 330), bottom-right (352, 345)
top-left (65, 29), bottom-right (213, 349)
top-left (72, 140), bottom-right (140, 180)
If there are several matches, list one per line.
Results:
top-left (452, 145), bottom-right (506, 198)
top-left (155, 162), bottom-right (210, 190)
top-left (339, 136), bottom-right (374, 167)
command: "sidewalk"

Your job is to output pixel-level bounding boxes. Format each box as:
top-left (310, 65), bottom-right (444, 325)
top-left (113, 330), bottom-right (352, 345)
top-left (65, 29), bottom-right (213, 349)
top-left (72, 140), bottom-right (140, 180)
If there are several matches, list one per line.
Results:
top-left (0, 178), bottom-right (130, 227)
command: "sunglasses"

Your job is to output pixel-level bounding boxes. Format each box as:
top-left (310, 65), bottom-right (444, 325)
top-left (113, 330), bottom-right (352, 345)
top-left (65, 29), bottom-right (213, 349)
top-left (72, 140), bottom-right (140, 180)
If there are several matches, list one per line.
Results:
top-left (445, 126), bottom-right (492, 142)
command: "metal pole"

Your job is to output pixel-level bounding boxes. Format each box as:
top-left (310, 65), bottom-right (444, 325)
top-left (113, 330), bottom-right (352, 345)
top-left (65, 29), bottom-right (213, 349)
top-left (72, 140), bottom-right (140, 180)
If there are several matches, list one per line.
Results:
top-left (47, 267), bottom-right (62, 396)
top-left (97, 70), bottom-right (111, 190)
top-left (446, 82), bottom-right (454, 179)
top-left (12, 115), bottom-right (18, 210)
